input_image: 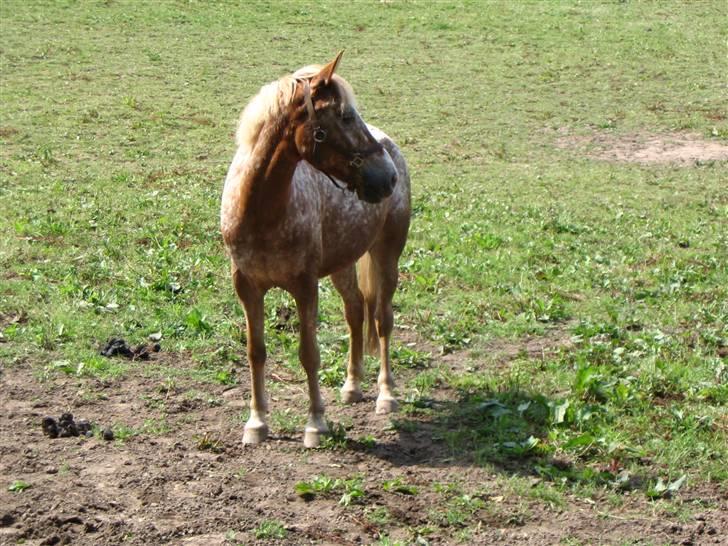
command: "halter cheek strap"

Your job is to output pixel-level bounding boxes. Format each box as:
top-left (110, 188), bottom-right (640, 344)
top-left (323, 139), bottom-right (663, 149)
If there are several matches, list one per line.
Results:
top-left (302, 79), bottom-right (344, 191)
top-left (303, 80), bottom-right (328, 146)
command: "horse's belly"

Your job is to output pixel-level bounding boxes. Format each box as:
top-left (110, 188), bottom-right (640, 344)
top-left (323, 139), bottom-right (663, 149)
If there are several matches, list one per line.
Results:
top-left (317, 199), bottom-right (386, 274)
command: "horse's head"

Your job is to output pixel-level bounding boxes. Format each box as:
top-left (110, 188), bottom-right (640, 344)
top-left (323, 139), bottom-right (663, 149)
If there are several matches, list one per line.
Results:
top-left (292, 52), bottom-right (398, 204)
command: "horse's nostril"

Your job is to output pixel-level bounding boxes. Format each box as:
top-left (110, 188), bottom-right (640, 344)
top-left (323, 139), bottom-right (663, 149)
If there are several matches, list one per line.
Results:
top-left (390, 173), bottom-right (397, 187)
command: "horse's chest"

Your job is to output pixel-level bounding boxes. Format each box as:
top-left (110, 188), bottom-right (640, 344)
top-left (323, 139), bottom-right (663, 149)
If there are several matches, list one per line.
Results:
top-left (228, 226), bottom-right (314, 283)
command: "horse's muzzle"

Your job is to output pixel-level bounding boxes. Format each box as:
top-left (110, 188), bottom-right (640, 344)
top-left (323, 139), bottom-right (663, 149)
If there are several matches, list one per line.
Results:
top-left (358, 154), bottom-right (397, 204)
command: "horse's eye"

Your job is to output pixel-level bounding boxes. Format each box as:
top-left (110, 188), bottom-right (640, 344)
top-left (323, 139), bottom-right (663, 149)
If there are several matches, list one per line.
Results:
top-left (342, 113), bottom-right (355, 124)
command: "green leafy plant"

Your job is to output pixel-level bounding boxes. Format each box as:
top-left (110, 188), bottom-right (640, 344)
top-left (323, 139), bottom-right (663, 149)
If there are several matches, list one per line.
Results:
top-left (382, 478), bottom-right (419, 495)
top-left (294, 475), bottom-right (365, 506)
top-left (8, 480), bottom-right (31, 493)
top-left (254, 520), bottom-right (287, 540)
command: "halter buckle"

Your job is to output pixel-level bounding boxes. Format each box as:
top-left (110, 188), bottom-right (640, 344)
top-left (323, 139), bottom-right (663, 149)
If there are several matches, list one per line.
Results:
top-left (313, 127), bottom-right (327, 143)
top-left (349, 154), bottom-right (364, 168)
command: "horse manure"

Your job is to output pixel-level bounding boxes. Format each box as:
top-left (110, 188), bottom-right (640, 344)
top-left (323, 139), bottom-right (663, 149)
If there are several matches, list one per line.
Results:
top-left (58, 413), bottom-right (78, 438)
top-left (100, 337), bottom-right (160, 360)
top-left (41, 414), bottom-right (95, 439)
top-left (42, 416), bottom-right (59, 439)
top-left (100, 337), bottom-right (133, 358)
top-left (102, 428), bottom-right (115, 441)
top-left (76, 419), bottom-right (92, 436)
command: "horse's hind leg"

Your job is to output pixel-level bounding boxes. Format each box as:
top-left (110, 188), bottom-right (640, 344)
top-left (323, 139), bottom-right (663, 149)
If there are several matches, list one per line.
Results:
top-left (232, 266), bottom-right (269, 445)
top-left (367, 245), bottom-right (402, 415)
top-left (331, 266), bottom-right (365, 404)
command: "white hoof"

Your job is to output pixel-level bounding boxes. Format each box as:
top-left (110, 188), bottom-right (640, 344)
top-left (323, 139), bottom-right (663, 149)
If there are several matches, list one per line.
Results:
top-left (242, 418), bottom-right (268, 445)
top-left (303, 414), bottom-right (328, 448)
top-left (303, 428), bottom-right (324, 448)
top-left (376, 396), bottom-right (398, 415)
top-left (340, 387), bottom-right (363, 404)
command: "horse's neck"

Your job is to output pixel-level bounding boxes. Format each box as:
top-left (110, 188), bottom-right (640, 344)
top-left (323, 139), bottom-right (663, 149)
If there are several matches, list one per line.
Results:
top-left (238, 115), bottom-right (300, 225)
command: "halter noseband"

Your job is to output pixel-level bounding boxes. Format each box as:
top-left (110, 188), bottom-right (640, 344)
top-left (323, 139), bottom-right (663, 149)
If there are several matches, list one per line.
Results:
top-left (301, 79), bottom-right (383, 191)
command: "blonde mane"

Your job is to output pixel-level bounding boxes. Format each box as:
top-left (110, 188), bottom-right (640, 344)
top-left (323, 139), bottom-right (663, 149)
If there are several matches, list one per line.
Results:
top-left (235, 65), bottom-right (357, 153)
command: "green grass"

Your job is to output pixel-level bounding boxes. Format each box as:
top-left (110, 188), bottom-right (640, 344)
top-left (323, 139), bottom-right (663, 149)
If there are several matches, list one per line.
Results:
top-left (295, 474), bottom-right (365, 506)
top-left (1, 0), bottom-right (726, 512)
top-left (253, 519), bottom-right (287, 540)
top-left (382, 478), bottom-right (419, 496)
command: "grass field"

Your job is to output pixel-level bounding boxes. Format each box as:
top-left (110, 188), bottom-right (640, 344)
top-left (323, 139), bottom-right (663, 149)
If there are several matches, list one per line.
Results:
top-left (1, 1), bottom-right (727, 545)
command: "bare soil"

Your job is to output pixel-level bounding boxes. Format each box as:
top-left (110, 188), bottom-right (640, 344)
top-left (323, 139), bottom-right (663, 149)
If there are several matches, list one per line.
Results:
top-left (1, 332), bottom-right (726, 546)
top-left (555, 130), bottom-right (728, 165)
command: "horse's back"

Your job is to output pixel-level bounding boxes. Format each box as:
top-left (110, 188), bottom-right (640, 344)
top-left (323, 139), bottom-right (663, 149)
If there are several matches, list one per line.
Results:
top-left (366, 125), bottom-right (411, 252)
top-left (367, 124), bottom-right (410, 215)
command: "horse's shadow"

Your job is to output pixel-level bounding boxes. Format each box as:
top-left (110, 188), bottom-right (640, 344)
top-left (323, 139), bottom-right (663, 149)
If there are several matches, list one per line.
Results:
top-left (350, 388), bottom-right (620, 489)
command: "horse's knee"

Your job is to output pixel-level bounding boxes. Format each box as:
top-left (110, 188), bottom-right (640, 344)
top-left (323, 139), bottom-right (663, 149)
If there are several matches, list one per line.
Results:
top-left (247, 341), bottom-right (266, 367)
top-left (344, 296), bottom-right (364, 327)
top-left (375, 305), bottom-right (394, 337)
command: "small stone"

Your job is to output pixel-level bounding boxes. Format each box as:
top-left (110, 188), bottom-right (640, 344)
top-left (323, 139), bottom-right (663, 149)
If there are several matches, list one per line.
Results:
top-left (39, 535), bottom-right (61, 546)
top-left (102, 428), bottom-right (114, 441)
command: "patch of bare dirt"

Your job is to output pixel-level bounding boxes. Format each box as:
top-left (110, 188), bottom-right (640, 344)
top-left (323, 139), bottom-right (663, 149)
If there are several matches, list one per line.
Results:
top-left (0, 126), bottom-right (20, 138)
top-left (396, 324), bottom-right (574, 374)
top-left (556, 130), bottom-right (728, 165)
top-left (1, 339), bottom-right (726, 545)
top-left (482, 324), bottom-right (575, 367)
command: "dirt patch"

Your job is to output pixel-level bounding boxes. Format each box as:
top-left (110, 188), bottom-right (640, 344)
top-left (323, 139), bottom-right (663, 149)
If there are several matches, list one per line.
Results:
top-left (0, 126), bottom-right (20, 139)
top-left (556, 130), bottom-right (728, 165)
top-left (1, 341), bottom-right (726, 545)
top-left (397, 323), bottom-right (574, 372)
top-left (482, 324), bottom-right (574, 366)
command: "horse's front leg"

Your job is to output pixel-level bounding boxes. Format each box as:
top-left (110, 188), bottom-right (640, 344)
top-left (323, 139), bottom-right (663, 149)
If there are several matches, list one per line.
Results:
top-left (292, 279), bottom-right (328, 448)
top-left (233, 268), bottom-right (269, 445)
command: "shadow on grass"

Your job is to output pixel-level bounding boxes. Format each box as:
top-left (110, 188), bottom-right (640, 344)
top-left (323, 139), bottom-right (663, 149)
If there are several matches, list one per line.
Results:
top-left (357, 388), bottom-right (639, 492)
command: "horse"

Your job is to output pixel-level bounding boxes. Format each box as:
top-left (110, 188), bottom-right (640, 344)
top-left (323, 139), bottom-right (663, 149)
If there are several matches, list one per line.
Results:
top-left (220, 52), bottom-right (411, 448)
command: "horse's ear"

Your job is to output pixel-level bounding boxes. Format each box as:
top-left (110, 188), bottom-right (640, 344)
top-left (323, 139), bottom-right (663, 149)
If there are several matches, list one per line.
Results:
top-left (316, 50), bottom-right (344, 86)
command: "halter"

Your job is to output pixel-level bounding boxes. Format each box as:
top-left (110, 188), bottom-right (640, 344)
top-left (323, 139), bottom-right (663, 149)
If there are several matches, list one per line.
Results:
top-left (301, 79), bottom-right (384, 192)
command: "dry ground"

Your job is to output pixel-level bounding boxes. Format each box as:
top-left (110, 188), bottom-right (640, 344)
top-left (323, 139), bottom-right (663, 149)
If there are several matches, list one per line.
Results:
top-left (554, 131), bottom-right (728, 165)
top-left (2, 331), bottom-right (726, 546)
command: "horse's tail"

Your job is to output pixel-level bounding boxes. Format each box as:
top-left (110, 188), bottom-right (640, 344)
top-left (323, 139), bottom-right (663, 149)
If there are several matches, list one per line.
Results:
top-left (357, 252), bottom-right (379, 355)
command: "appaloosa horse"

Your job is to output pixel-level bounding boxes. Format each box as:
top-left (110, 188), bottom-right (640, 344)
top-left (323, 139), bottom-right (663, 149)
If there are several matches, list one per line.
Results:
top-left (221, 52), bottom-right (410, 447)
